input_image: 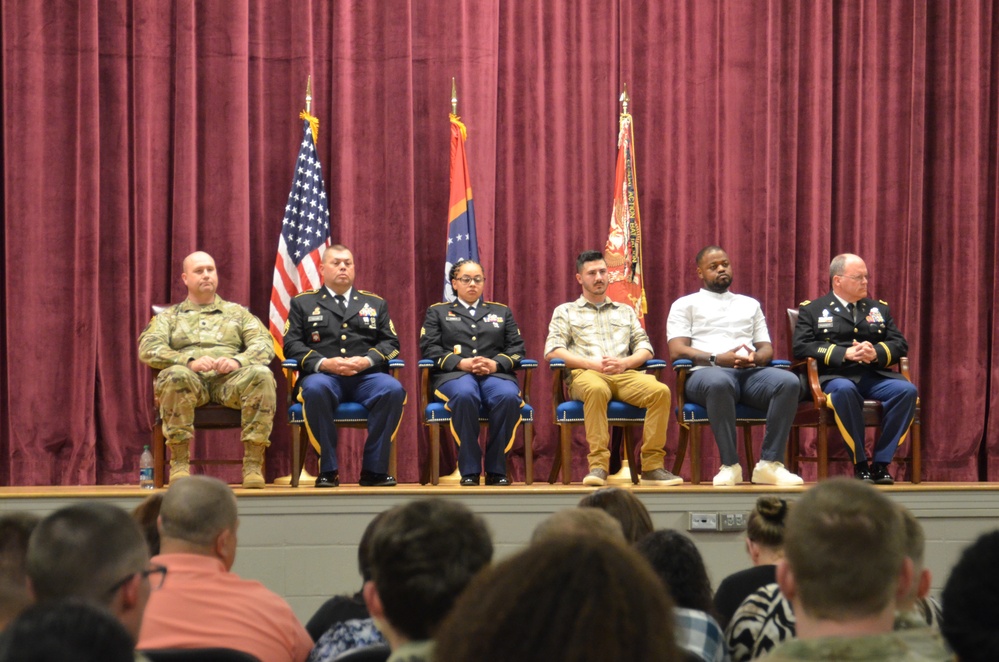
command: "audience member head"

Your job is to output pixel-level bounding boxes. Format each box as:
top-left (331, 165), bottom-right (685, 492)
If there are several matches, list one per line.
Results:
top-left (634, 529), bottom-right (716, 615)
top-left (158, 476), bottom-right (239, 569)
top-left (0, 513), bottom-right (40, 630)
top-left (746, 496), bottom-right (791, 564)
top-left (434, 536), bottom-right (678, 661)
top-left (778, 478), bottom-right (909, 626)
top-left (132, 492), bottom-right (164, 557)
top-left (364, 499), bottom-right (492, 647)
top-left (0, 600), bottom-right (135, 662)
top-left (898, 506), bottom-right (931, 611)
top-left (577, 487), bottom-right (654, 543)
top-left (26, 502), bottom-right (151, 640)
top-left (531, 507), bottom-right (624, 544)
top-left (357, 511), bottom-right (386, 584)
top-left (941, 529), bottom-right (999, 661)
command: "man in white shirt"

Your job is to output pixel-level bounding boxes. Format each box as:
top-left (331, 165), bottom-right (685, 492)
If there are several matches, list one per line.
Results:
top-left (667, 246), bottom-right (803, 486)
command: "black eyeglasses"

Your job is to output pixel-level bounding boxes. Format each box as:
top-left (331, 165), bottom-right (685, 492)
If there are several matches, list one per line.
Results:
top-left (106, 563), bottom-right (167, 595)
top-left (455, 276), bottom-right (485, 285)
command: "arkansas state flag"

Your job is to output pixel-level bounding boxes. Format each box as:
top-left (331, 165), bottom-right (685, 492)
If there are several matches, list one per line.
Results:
top-left (443, 113), bottom-right (480, 301)
top-left (604, 111), bottom-right (647, 327)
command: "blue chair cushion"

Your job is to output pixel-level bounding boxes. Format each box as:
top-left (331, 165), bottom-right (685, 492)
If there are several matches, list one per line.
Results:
top-left (556, 400), bottom-right (646, 424)
top-left (425, 402), bottom-right (533, 424)
top-left (680, 402), bottom-right (768, 424)
top-left (288, 401), bottom-right (371, 426)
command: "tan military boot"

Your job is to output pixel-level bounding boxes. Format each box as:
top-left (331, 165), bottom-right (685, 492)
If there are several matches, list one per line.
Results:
top-left (242, 442), bottom-right (267, 489)
top-left (168, 441), bottom-right (191, 481)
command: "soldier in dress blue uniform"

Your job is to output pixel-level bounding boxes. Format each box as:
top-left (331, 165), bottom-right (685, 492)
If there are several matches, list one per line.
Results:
top-left (792, 253), bottom-right (918, 485)
top-left (283, 245), bottom-right (405, 488)
top-left (419, 260), bottom-right (526, 486)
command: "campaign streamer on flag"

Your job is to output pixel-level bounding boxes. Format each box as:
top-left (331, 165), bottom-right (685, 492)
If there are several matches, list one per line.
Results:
top-left (443, 113), bottom-right (480, 301)
top-left (604, 108), bottom-right (648, 327)
top-left (269, 111), bottom-right (332, 358)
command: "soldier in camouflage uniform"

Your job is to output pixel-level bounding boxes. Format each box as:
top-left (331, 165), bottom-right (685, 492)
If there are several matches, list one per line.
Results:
top-left (138, 251), bottom-right (276, 488)
top-left (767, 479), bottom-right (953, 661)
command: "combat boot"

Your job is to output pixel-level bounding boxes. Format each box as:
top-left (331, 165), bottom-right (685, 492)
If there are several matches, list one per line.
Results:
top-left (168, 441), bottom-right (191, 481)
top-left (242, 442), bottom-right (267, 489)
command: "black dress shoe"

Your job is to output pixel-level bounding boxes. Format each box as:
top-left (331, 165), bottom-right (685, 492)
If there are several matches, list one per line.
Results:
top-left (315, 471), bottom-right (339, 488)
top-left (359, 471), bottom-right (397, 487)
top-left (485, 473), bottom-right (510, 486)
top-left (460, 475), bottom-right (480, 486)
top-left (871, 462), bottom-right (895, 485)
top-left (854, 462), bottom-right (874, 483)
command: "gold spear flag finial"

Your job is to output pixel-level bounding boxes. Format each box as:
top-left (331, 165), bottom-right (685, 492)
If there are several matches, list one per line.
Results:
top-left (301, 76), bottom-right (319, 144)
top-left (451, 77), bottom-right (459, 116)
top-left (619, 84), bottom-right (630, 115)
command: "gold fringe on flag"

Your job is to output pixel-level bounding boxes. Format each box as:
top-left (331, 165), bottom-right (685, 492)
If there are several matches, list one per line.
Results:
top-left (300, 110), bottom-right (320, 144)
top-left (449, 113), bottom-right (467, 141)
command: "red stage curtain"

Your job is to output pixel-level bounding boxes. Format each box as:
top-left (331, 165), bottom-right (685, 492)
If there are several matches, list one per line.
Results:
top-left (1, 0), bottom-right (996, 485)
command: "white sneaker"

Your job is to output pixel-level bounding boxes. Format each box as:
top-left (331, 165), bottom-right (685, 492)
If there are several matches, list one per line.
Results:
top-left (713, 464), bottom-right (743, 487)
top-left (752, 460), bottom-right (804, 486)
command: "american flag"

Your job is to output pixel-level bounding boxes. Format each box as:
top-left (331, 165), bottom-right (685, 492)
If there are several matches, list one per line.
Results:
top-left (443, 114), bottom-right (480, 301)
top-left (269, 113), bottom-right (331, 358)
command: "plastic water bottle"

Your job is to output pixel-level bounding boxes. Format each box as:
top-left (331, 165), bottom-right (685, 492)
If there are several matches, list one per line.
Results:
top-left (139, 445), bottom-right (155, 490)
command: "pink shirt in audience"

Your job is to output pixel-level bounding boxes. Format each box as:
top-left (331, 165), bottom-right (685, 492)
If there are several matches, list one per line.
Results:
top-left (138, 553), bottom-right (312, 662)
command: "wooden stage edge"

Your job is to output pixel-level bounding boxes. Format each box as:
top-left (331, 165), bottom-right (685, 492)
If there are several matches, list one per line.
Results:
top-left (1, 480), bottom-right (996, 500)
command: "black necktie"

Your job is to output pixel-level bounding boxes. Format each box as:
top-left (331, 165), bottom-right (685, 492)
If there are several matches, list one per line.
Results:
top-left (334, 295), bottom-right (346, 313)
top-left (847, 303), bottom-right (856, 323)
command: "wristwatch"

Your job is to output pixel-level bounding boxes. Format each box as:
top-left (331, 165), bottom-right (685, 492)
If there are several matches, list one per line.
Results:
top-left (708, 354), bottom-right (717, 367)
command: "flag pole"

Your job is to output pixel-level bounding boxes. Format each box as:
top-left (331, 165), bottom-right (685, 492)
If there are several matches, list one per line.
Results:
top-left (608, 84), bottom-right (637, 486)
top-left (439, 75), bottom-right (465, 486)
top-left (274, 75), bottom-right (320, 488)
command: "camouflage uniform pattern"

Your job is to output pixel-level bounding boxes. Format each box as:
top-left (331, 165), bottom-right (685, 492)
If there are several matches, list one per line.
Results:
top-left (764, 628), bottom-right (954, 661)
top-left (138, 295), bottom-right (276, 445)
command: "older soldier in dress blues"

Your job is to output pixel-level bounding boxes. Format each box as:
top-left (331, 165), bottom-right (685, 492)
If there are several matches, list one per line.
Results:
top-left (139, 251), bottom-right (276, 488)
top-left (793, 253), bottom-right (918, 485)
top-left (283, 245), bottom-right (405, 488)
top-left (420, 260), bottom-right (525, 486)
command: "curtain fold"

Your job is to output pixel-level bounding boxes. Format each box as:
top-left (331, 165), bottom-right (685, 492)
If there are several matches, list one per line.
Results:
top-left (2, 0), bottom-right (996, 485)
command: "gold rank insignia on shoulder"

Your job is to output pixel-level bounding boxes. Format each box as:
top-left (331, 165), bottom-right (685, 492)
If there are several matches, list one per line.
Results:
top-left (283, 319), bottom-right (290, 334)
top-left (799, 300), bottom-right (811, 306)
top-left (420, 327), bottom-right (426, 337)
top-left (390, 320), bottom-right (397, 335)
top-left (879, 299), bottom-right (888, 305)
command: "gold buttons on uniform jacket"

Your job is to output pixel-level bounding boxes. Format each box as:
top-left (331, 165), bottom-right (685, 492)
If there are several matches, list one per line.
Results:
top-left (340, 348), bottom-right (346, 354)
top-left (341, 335), bottom-right (347, 340)
top-left (342, 323), bottom-right (348, 328)
top-left (472, 349), bottom-right (478, 354)
top-left (471, 336), bottom-right (477, 341)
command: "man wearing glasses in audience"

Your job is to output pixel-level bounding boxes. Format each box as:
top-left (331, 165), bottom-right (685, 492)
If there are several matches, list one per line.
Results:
top-left (792, 253), bottom-right (918, 485)
top-left (25, 501), bottom-right (164, 647)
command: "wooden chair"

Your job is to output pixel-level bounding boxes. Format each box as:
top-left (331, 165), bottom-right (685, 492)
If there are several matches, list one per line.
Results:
top-left (149, 305), bottom-right (246, 488)
top-left (418, 359), bottom-right (536, 485)
top-left (282, 359), bottom-right (403, 487)
top-left (785, 308), bottom-right (921, 482)
top-left (670, 358), bottom-right (791, 484)
top-left (547, 359), bottom-right (668, 485)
